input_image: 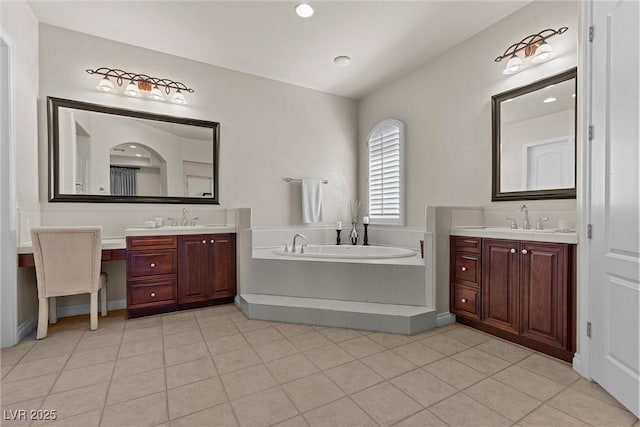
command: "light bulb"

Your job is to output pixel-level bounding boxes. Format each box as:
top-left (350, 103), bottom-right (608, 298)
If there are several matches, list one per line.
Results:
top-left (295, 3), bottom-right (314, 18)
top-left (503, 55), bottom-right (523, 75)
top-left (149, 85), bottom-right (164, 101)
top-left (124, 80), bottom-right (140, 97)
top-left (96, 77), bottom-right (115, 92)
top-left (171, 90), bottom-right (187, 105)
top-left (532, 42), bottom-right (554, 63)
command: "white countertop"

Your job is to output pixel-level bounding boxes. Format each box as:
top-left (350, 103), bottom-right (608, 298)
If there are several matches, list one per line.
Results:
top-left (125, 225), bottom-right (236, 237)
top-left (18, 237), bottom-right (127, 254)
top-left (450, 226), bottom-right (579, 244)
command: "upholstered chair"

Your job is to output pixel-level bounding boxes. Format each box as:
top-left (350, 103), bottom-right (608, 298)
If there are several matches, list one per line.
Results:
top-left (31, 226), bottom-right (108, 339)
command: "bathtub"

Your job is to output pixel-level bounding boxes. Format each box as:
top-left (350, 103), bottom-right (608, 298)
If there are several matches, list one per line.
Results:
top-left (272, 244), bottom-right (416, 259)
top-left (239, 227), bottom-right (436, 334)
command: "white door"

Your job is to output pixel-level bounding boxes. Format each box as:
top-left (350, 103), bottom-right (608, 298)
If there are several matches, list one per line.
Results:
top-left (590, 0), bottom-right (640, 417)
top-left (523, 137), bottom-right (574, 190)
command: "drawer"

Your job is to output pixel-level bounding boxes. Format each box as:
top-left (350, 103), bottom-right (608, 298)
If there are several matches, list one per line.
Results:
top-left (451, 284), bottom-right (480, 319)
top-left (453, 253), bottom-right (480, 285)
top-left (451, 236), bottom-right (481, 254)
top-left (129, 280), bottom-right (177, 308)
top-left (128, 250), bottom-right (176, 279)
top-left (127, 235), bottom-right (177, 251)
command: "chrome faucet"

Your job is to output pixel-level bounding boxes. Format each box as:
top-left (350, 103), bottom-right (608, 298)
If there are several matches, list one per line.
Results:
top-left (506, 217), bottom-right (518, 229)
top-left (292, 233), bottom-right (307, 253)
top-left (519, 204), bottom-right (531, 229)
top-left (181, 208), bottom-right (189, 226)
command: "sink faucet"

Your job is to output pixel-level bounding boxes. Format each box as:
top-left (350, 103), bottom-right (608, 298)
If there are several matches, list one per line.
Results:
top-left (519, 204), bottom-right (530, 229)
top-left (292, 233), bottom-right (307, 253)
top-left (181, 208), bottom-right (189, 226)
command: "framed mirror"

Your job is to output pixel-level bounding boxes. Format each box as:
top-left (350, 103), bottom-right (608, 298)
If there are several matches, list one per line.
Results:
top-left (492, 67), bottom-right (577, 201)
top-left (48, 97), bottom-right (219, 204)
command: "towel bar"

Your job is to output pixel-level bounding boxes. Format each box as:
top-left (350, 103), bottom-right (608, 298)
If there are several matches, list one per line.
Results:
top-left (284, 177), bottom-right (328, 184)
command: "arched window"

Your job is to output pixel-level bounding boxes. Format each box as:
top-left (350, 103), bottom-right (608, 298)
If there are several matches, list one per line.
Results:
top-left (367, 119), bottom-right (405, 225)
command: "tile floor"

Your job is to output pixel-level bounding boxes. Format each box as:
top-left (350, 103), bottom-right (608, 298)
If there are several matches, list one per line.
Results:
top-left (0, 304), bottom-right (638, 427)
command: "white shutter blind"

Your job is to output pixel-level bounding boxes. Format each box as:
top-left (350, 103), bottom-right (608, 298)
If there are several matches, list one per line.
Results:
top-left (368, 122), bottom-right (401, 221)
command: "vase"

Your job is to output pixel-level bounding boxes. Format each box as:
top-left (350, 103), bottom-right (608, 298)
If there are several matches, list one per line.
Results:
top-left (350, 222), bottom-right (358, 245)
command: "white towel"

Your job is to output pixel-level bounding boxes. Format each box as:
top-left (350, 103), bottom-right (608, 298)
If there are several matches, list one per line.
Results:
top-left (301, 179), bottom-right (323, 223)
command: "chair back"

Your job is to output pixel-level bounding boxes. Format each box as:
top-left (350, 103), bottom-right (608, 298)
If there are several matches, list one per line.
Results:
top-left (31, 226), bottom-right (103, 297)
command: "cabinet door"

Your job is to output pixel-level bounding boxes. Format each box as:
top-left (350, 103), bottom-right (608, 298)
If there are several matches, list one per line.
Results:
top-left (208, 234), bottom-right (236, 299)
top-left (482, 239), bottom-right (519, 335)
top-left (520, 242), bottom-right (568, 348)
top-left (178, 235), bottom-right (210, 303)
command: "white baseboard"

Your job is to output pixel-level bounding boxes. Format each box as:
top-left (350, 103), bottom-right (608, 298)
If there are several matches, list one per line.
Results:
top-left (436, 311), bottom-right (456, 327)
top-left (572, 353), bottom-right (588, 379)
top-left (17, 315), bottom-right (37, 341)
top-left (56, 299), bottom-right (126, 319)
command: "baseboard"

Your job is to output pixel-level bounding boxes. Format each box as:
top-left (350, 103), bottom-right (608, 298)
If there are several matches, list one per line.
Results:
top-left (572, 353), bottom-right (588, 378)
top-left (17, 315), bottom-right (37, 341)
top-left (436, 311), bottom-right (456, 327)
top-left (56, 299), bottom-right (126, 319)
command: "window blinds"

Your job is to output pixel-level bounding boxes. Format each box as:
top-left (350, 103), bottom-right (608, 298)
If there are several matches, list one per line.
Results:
top-left (368, 123), bottom-right (401, 220)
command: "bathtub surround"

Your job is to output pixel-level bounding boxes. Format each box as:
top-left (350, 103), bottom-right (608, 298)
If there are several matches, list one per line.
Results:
top-left (241, 226), bottom-right (435, 334)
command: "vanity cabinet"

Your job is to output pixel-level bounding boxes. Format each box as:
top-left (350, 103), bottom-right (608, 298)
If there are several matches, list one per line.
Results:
top-left (126, 236), bottom-right (178, 313)
top-left (450, 236), bottom-right (575, 361)
top-left (127, 233), bottom-right (236, 317)
top-left (178, 234), bottom-right (236, 304)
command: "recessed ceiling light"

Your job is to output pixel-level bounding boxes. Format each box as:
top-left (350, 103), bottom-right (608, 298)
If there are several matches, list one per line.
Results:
top-left (129, 145), bottom-right (137, 149)
top-left (333, 55), bottom-right (351, 67)
top-left (543, 97), bottom-right (557, 103)
top-left (295, 3), bottom-right (314, 18)
top-left (135, 154), bottom-right (142, 157)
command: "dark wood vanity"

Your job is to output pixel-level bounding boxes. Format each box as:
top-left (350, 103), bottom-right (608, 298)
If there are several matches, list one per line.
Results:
top-left (126, 233), bottom-right (236, 317)
top-left (450, 235), bottom-right (576, 361)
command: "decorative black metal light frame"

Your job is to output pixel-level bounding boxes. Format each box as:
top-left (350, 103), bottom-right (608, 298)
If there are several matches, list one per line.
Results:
top-left (495, 27), bottom-right (568, 63)
top-left (86, 67), bottom-right (194, 102)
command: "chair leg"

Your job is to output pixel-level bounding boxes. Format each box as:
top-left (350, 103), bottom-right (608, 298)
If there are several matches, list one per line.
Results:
top-left (37, 298), bottom-right (49, 340)
top-left (90, 292), bottom-right (98, 331)
top-left (48, 297), bottom-right (57, 324)
top-left (100, 274), bottom-right (108, 317)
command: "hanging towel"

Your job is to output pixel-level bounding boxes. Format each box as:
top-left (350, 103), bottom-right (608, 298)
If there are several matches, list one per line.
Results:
top-left (301, 178), bottom-right (323, 223)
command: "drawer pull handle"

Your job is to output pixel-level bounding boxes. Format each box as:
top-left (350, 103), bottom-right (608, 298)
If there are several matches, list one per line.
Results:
top-left (202, 240), bottom-right (207, 244)
top-left (461, 266), bottom-right (467, 272)
top-left (510, 248), bottom-right (517, 253)
top-left (150, 263), bottom-right (156, 268)
top-left (522, 249), bottom-right (528, 254)
top-left (210, 240), bottom-right (214, 243)
top-left (461, 298), bottom-right (467, 303)
top-left (150, 292), bottom-right (156, 297)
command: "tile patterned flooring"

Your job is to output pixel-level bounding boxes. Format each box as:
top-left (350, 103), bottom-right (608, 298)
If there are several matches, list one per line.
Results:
top-left (1, 304), bottom-right (638, 427)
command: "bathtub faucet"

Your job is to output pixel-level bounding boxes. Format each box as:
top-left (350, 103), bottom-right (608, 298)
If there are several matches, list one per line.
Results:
top-left (292, 233), bottom-right (307, 253)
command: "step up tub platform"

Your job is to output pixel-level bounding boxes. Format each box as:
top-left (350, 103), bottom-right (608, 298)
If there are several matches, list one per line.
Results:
top-left (236, 294), bottom-right (436, 334)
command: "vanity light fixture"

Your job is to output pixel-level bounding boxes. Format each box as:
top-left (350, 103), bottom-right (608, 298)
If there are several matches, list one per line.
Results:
top-left (295, 3), bottom-right (314, 18)
top-left (495, 27), bottom-right (568, 75)
top-left (86, 67), bottom-right (194, 104)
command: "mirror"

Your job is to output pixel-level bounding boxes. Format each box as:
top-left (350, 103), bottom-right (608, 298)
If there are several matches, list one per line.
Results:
top-left (492, 68), bottom-right (577, 201)
top-left (48, 97), bottom-right (219, 204)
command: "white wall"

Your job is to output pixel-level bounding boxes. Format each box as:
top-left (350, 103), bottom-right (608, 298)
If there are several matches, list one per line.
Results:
top-left (37, 24), bottom-right (358, 231)
top-left (1, 0), bottom-right (40, 343)
top-left (358, 1), bottom-right (579, 227)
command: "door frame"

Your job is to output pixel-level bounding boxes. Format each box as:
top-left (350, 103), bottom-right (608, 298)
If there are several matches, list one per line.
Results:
top-left (521, 135), bottom-right (575, 191)
top-left (572, 0), bottom-right (593, 379)
top-left (0, 26), bottom-right (18, 348)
